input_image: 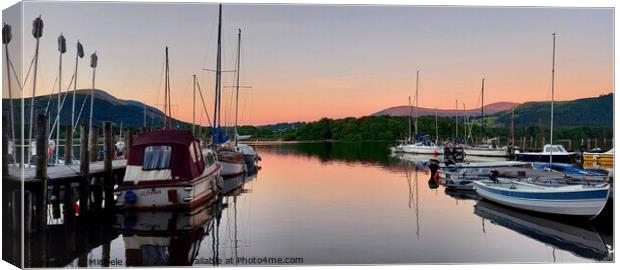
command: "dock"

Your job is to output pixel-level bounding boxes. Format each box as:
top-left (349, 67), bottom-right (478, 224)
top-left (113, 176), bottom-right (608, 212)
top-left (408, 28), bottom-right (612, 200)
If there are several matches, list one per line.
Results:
top-left (6, 160), bottom-right (127, 183)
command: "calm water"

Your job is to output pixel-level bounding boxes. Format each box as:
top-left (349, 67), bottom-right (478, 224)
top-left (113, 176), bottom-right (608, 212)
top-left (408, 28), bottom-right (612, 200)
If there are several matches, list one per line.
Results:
top-left (55, 142), bottom-right (612, 267)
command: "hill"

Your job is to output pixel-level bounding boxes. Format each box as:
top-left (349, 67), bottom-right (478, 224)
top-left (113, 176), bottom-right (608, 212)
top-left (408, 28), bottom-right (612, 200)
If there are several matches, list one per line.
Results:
top-left (373, 102), bottom-right (519, 117)
top-left (492, 93), bottom-right (613, 128)
top-left (2, 89), bottom-right (189, 128)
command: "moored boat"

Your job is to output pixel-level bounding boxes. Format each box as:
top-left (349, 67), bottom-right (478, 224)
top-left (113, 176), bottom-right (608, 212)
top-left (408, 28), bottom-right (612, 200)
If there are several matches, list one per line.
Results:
top-left (582, 147), bottom-right (613, 167)
top-left (217, 147), bottom-right (247, 178)
top-left (516, 144), bottom-right (578, 164)
top-left (115, 130), bottom-right (221, 210)
top-left (473, 179), bottom-right (610, 218)
top-left (474, 200), bottom-right (612, 261)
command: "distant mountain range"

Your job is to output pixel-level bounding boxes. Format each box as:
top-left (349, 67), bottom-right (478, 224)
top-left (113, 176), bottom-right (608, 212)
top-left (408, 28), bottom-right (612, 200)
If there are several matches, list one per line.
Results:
top-left (373, 102), bottom-right (519, 117)
top-left (2, 89), bottom-right (189, 128)
top-left (492, 93), bottom-right (613, 128)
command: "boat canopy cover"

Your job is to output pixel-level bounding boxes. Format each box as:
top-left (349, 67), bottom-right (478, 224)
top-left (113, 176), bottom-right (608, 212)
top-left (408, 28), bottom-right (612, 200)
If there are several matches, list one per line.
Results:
top-left (128, 130), bottom-right (205, 181)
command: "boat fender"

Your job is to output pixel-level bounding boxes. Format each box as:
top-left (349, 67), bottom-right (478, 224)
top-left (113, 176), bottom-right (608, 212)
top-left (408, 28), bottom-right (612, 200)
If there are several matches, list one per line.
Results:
top-left (124, 190), bottom-right (137, 204)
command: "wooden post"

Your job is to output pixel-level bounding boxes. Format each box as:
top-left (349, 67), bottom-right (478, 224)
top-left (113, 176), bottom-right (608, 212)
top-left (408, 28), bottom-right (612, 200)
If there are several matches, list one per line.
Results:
top-left (35, 114), bottom-right (48, 179)
top-left (35, 114), bottom-right (48, 231)
top-left (587, 138), bottom-right (591, 149)
top-left (103, 122), bottom-right (112, 176)
top-left (89, 126), bottom-right (98, 162)
top-left (594, 138), bottom-right (598, 148)
top-left (79, 123), bottom-right (90, 213)
top-left (103, 122), bottom-right (114, 209)
top-left (603, 138), bottom-right (607, 148)
top-left (2, 116), bottom-right (8, 176)
top-left (126, 128), bottom-right (133, 160)
top-left (64, 125), bottom-right (73, 164)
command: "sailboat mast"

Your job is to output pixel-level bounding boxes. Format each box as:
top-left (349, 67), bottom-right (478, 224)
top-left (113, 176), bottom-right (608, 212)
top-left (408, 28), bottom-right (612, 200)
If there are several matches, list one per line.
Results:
top-left (414, 70), bottom-right (419, 136)
top-left (163, 46), bottom-right (169, 129)
top-left (455, 99), bottom-right (458, 140)
top-left (408, 96), bottom-right (412, 142)
top-left (434, 108), bottom-right (438, 145)
top-left (234, 29), bottom-right (241, 146)
top-left (192, 74), bottom-right (196, 135)
top-left (550, 33), bottom-right (556, 164)
top-left (480, 78), bottom-right (485, 142)
top-left (213, 4), bottom-right (223, 146)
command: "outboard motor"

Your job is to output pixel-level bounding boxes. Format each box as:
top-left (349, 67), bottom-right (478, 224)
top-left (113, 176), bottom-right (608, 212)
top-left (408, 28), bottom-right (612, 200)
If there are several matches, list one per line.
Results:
top-left (428, 159), bottom-right (440, 175)
top-left (489, 170), bottom-right (499, 183)
top-left (452, 146), bottom-right (466, 162)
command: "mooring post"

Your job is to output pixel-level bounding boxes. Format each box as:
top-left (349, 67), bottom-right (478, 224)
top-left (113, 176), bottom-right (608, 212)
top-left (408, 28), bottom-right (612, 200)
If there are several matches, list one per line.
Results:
top-left (35, 114), bottom-right (48, 230)
top-left (2, 116), bottom-right (8, 175)
top-left (126, 128), bottom-right (133, 160)
top-left (103, 122), bottom-right (114, 209)
top-left (79, 123), bottom-right (90, 213)
top-left (64, 125), bottom-right (73, 164)
top-left (89, 126), bottom-right (98, 162)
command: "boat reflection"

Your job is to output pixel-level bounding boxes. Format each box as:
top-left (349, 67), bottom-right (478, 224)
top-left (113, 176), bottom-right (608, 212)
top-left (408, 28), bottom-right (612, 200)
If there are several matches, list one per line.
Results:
top-left (113, 171), bottom-right (257, 267)
top-left (444, 189), bottom-right (481, 201)
top-left (114, 197), bottom-right (222, 266)
top-left (474, 200), bottom-right (613, 261)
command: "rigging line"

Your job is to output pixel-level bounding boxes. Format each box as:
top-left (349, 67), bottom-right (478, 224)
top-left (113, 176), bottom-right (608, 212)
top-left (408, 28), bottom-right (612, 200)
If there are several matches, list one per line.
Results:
top-left (43, 76), bottom-right (59, 116)
top-left (196, 80), bottom-right (214, 127)
top-left (49, 75), bottom-right (77, 140)
top-left (9, 55), bottom-right (35, 92)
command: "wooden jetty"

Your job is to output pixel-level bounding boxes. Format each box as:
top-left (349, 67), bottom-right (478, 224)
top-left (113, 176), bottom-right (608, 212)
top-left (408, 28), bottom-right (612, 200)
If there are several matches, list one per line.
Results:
top-left (6, 160), bottom-right (126, 183)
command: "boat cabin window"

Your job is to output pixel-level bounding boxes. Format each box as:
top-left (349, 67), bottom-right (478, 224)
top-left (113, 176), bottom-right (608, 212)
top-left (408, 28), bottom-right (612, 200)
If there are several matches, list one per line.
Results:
top-left (544, 145), bottom-right (566, 153)
top-left (189, 142), bottom-right (200, 163)
top-left (143, 145), bottom-right (172, 170)
top-left (205, 152), bottom-right (215, 167)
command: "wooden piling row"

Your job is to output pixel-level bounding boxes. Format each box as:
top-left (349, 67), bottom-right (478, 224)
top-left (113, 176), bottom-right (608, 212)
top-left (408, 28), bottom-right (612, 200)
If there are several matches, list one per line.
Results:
top-left (89, 126), bottom-right (98, 162)
top-left (64, 125), bottom-right (73, 164)
top-left (103, 122), bottom-right (114, 209)
top-left (79, 123), bottom-right (90, 212)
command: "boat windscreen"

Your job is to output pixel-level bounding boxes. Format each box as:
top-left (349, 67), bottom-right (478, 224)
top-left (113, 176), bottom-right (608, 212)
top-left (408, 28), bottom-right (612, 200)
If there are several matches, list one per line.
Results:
top-left (143, 145), bottom-right (172, 170)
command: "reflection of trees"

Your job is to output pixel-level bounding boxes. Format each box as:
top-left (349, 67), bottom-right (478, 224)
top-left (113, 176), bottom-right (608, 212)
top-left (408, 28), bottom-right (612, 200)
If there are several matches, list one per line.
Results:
top-left (257, 142), bottom-right (399, 166)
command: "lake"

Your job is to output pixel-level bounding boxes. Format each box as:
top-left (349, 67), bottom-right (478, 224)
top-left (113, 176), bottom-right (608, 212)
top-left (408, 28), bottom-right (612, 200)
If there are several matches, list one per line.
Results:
top-left (27, 142), bottom-right (614, 266)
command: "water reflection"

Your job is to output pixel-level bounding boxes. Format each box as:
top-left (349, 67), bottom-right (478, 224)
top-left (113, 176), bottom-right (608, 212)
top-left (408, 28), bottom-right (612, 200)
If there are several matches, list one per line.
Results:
top-left (7, 142), bottom-right (613, 266)
top-left (114, 198), bottom-right (221, 266)
top-left (474, 200), bottom-right (613, 261)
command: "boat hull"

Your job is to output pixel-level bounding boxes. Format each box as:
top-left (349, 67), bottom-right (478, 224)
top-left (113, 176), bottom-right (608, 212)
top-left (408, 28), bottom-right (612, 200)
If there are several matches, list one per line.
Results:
top-left (116, 173), bottom-right (219, 211)
top-left (464, 148), bottom-right (510, 157)
top-left (402, 145), bottom-right (441, 155)
top-left (516, 153), bottom-right (576, 164)
top-left (220, 160), bottom-right (247, 177)
top-left (473, 181), bottom-right (609, 218)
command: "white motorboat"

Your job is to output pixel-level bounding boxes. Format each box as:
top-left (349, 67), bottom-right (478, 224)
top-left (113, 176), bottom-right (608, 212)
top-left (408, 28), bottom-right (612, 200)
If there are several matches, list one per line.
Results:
top-left (473, 179), bottom-right (609, 218)
top-left (516, 144), bottom-right (578, 164)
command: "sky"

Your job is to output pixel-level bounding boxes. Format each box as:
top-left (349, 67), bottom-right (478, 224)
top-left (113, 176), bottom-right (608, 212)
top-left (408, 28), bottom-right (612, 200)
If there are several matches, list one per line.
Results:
top-left (2, 1), bottom-right (614, 125)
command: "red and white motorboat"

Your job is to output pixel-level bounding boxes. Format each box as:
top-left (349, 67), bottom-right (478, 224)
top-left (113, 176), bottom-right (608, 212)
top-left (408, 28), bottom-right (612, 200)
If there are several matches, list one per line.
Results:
top-left (115, 130), bottom-right (221, 210)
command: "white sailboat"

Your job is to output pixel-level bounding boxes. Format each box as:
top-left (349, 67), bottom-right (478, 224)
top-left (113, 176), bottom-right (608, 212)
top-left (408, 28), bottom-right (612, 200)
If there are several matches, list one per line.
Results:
top-left (398, 71), bottom-right (442, 155)
top-left (209, 4), bottom-right (247, 179)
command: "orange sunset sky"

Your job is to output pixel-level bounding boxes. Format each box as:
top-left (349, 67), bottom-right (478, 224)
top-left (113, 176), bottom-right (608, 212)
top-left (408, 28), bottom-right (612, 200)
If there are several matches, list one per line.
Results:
top-left (2, 2), bottom-right (613, 126)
